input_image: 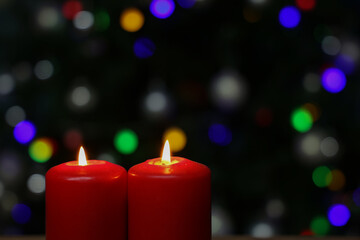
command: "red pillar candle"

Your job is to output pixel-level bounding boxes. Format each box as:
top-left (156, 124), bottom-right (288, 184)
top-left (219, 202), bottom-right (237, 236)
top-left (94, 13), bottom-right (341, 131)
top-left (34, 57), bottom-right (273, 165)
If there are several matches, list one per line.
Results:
top-left (46, 147), bottom-right (127, 240)
top-left (128, 140), bottom-right (211, 240)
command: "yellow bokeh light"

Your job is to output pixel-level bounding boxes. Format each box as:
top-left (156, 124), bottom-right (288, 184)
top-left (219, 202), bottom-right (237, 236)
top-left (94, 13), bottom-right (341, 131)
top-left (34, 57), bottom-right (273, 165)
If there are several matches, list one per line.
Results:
top-left (163, 127), bottom-right (187, 152)
top-left (327, 169), bottom-right (346, 191)
top-left (120, 8), bottom-right (144, 32)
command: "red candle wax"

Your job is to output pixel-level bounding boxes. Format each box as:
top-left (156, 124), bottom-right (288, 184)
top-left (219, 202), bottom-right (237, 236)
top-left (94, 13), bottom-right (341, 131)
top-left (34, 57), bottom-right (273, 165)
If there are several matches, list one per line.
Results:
top-left (128, 141), bottom-right (211, 240)
top-left (46, 147), bottom-right (127, 240)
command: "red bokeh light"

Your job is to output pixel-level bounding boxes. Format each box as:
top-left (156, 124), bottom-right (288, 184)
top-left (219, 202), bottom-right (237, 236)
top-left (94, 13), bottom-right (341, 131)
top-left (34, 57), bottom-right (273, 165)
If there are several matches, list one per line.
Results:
top-left (296, 0), bottom-right (316, 11)
top-left (255, 108), bottom-right (273, 127)
top-left (62, 0), bottom-right (83, 20)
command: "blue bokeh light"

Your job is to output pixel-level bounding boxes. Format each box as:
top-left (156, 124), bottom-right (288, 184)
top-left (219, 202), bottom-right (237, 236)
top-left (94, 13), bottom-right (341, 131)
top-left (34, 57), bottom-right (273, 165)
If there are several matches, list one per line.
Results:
top-left (327, 204), bottom-right (350, 227)
top-left (13, 121), bottom-right (36, 144)
top-left (353, 188), bottom-right (360, 207)
top-left (279, 6), bottom-right (301, 28)
top-left (208, 124), bottom-right (232, 146)
top-left (177, 0), bottom-right (196, 8)
top-left (321, 68), bottom-right (346, 93)
top-left (11, 203), bottom-right (31, 224)
top-left (335, 55), bottom-right (355, 75)
top-left (150, 0), bottom-right (175, 19)
top-left (133, 37), bottom-right (156, 59)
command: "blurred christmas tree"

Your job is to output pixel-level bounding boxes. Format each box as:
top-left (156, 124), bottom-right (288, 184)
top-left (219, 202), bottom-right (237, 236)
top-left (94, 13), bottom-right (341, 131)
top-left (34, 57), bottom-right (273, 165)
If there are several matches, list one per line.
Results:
top-left (0, 0), bottom-right (359, 236)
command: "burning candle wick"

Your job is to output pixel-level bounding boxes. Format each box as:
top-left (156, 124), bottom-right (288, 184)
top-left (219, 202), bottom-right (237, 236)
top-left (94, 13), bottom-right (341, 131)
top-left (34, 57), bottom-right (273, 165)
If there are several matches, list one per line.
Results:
top-left (78, 146), bottom-right (87, 166)
top-left (161, 140), bottom-right (171, 164)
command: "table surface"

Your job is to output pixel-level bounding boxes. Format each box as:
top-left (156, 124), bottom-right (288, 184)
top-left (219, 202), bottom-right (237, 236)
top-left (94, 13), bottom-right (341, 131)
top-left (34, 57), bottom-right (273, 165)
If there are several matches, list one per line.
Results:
top-left (0, 237), bottom-right (359, 240)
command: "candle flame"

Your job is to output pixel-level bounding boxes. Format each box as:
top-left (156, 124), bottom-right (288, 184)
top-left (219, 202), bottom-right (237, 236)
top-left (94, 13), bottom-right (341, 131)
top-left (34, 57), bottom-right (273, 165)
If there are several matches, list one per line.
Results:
top-left (78, 146), bottom-right (87, 166)
top-left (161, 140), bottom-right (171, 164)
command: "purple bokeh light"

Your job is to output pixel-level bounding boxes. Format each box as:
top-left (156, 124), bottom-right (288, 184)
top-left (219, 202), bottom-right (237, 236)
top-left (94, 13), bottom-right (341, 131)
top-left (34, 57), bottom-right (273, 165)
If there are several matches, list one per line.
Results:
top-left (321, 68), bottom-right (346, 93)
top-left (327, 204), bottom-right (350, 227)
top-left (150, 0), bottom-right (175, 19)
top-left (133, 37), bottom-right (156, 59)
top-left (208, 123), bottom-right (232, 146)
top-left (12, 204), bottom-right (31, 224)
top-left (13, 121), bottom-right (36, 144)
top-left (279, 6), bottom-right (301, 28)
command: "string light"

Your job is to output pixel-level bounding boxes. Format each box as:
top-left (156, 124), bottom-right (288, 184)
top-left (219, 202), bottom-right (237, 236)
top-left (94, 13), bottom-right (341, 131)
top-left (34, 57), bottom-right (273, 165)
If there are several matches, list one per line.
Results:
top-left (62, 0), bottom-right (82, 20)
top-left (177, 0), bottom-right (196, 8)
top-left (94, 10), bottom-right (110, 31)
top-left (251, 223), bottom-right (274, 238)
top-left (321, 36), bottom-right (341, 56)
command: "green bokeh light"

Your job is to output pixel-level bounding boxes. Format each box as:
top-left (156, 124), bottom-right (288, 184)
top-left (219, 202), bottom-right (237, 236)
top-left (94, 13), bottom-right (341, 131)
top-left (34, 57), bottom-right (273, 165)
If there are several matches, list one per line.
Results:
top-left (312, 166), bottom-right (332, 188)
top-left (114, 129), bottom-right (138, 154)
top-left (29, 139), bottom-right (53, 163)
top-left (310, 216), bottom-right (330, 236)
top-left (95, 10), bottom-right (110, 31)
top-left (291, 108), bottom-right (313, 132)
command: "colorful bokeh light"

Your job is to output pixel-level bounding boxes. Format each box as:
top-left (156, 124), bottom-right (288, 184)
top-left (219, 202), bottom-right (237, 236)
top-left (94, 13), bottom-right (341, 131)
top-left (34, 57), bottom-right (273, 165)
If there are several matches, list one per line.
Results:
top-left (279, 6), bottom-right (301, 28)
top-left (94, 10), bottom-right (110, 31)
top-left (163, 127), bottom-right (187, 152)
top-left (335, 54), bottom-right (355, 75)
top-left (296, 0), bottom-right (316, 11)
top-left (291, 108), bottom-right (313, 133)
top-left (327, 169), bottom-right (345, 191)
top-left (310, 216), bottom-right (330, 236)
top-left (62, 0), bottom-right (82, 20)
top-left (177, 0), bottom-right (196, 8)
top-left (120, 8), bottom-right (144, 32)
top-left (321, 68), bottom-right (346, 93)
top-left (28, 138), bottom-right (53, 163)
top-left (11, 203), bottom-right (31, 224)
top-left (328, 204), bottom-right (350, 227)
top-left (353, 188), bottom-right (360, 207)
top-left (150, 0), bottom-right (175, 19)
top-left (208, 124), bottom-right (232, 146)
top-left (114, 129), bottom-right (138, 154)
top-left (312, 166), bottom-right (332, 188)
top-left (133, 37), bottom-right (156, 59)
top-left (13, 121), bottom-right (36, 144)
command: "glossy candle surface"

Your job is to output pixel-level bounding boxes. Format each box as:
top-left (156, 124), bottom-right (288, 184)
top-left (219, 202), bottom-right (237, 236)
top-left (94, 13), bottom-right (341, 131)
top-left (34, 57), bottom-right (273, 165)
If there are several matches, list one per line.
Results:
top-left (46, 160), bottom-right (127, 240)
top-left (128, 157), bottom-right (211, 240)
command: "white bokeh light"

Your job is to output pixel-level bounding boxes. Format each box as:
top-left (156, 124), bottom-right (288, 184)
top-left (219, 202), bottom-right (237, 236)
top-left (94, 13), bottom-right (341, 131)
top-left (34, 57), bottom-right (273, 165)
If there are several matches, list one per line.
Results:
top-left (301, 133), bottom-right (321, 157)
top-left (34, 60), bottom-right (54, 80)
top-left (98, 153), bottom-right (116, 163)
top-left (37, 7), bottom-right (61, 29)
top-left (251, 223), bottom-right (274, 238)
top-left (74, 11), bottom-right (94, 30)
top-left (211, 70), bottom-right (247, 110)
top-left (320, 137), bottom-right (339, 157)
top-left (5, 106), bottom-right (26, 127)
top-left (266, 199), bottom-right (285, 218)
top-left (145, 91), bottom-right (167, 113)
top-left (71, 86), bottom-right (91, 107)
top-left (0, 74), bottom-right (15, 95)
top-left (1, 191), bottom-right (18, 212)
top-left (321, 36), bottom-right (341, 56)
top-left (27, 174), bottom-right (46, 194)
top-left (212, 205), bottom-right (233, 236)
top-left (303, 73), bottom-right (321, 93)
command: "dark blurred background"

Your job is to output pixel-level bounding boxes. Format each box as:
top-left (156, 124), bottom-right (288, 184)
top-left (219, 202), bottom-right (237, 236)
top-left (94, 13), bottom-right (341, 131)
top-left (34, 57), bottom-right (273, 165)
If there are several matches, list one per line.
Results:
top-left (0, 0), bottom-right (360, 236)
